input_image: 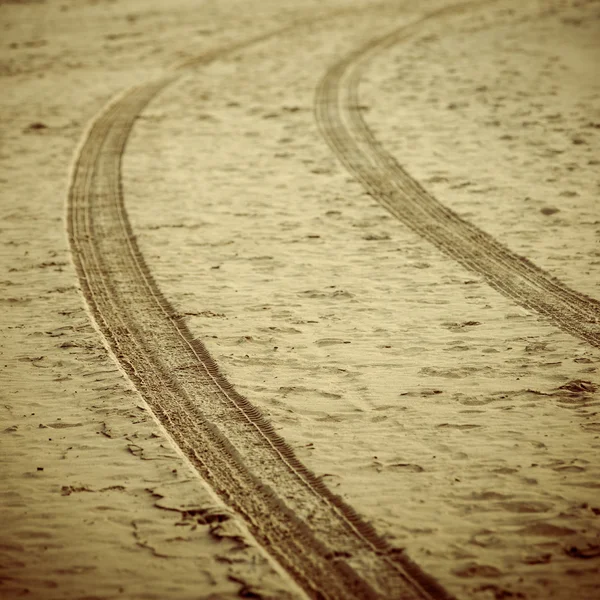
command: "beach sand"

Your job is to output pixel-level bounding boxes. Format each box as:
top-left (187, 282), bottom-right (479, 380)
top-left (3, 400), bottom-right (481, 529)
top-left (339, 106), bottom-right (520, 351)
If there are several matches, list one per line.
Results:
top-left (2, 0), bottom-right (599, 598)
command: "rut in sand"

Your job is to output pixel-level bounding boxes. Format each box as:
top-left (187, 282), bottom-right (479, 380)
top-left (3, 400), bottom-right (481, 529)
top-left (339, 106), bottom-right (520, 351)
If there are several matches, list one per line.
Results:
top-left (67, 9), bottom-right (454, 600)
top-left (315, 1), bottom-right (600, 351)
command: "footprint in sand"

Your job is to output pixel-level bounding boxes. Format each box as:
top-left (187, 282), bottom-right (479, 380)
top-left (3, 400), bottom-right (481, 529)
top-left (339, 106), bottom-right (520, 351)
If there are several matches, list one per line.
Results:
top-left (452, 563), bottom-right (502, 578)
top-left (519, 522), bottom-right (577, 537)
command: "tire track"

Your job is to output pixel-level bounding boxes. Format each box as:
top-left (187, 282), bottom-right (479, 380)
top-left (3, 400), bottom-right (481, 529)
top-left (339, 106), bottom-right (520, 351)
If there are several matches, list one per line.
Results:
top-left (67, 12), bottom-right (452, 600)
top-left (315, 2), bottom-right (600, 350)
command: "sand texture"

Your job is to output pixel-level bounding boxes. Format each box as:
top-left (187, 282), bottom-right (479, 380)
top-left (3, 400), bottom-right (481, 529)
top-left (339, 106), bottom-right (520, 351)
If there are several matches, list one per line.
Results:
top-left (1, 0), bottom-right (600, 599)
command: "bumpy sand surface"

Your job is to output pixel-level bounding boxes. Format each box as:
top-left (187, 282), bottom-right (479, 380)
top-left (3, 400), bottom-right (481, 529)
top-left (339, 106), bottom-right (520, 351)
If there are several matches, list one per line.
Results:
top-left (1, 0), bottom-right (599, 599)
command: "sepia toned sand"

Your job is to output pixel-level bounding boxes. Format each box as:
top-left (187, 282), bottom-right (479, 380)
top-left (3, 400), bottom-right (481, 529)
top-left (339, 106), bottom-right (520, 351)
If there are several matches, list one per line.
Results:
top-left (1, 0), bottom-right (599, 599)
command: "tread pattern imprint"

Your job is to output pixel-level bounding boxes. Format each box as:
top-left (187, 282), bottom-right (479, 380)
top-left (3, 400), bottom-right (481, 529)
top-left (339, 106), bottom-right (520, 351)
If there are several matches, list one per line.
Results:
top-left (67, 6), bottom-right (457, 600)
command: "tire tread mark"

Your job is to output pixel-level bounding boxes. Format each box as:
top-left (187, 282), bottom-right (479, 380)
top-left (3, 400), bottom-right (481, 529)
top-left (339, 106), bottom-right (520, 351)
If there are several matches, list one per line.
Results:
top-left (314, 2), bottom-right (600, 350)
top-left (67, 17), bottom-right (453, 600)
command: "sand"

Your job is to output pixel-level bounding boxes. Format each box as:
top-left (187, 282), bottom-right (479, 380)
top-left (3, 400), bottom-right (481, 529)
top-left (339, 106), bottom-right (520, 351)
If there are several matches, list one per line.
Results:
top-left (1, 0), bottom-right (599, 599)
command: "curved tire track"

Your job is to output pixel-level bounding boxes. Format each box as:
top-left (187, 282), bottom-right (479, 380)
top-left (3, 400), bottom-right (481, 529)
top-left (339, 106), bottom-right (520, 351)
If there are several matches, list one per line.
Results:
top-left (67, 13), bottom-right (452, 600)
top-left (315, 2), bottom-right (600, 350)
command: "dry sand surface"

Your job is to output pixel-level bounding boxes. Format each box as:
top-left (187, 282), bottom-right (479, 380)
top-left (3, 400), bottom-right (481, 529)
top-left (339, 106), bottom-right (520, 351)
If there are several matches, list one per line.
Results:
top-left (1, 0), bottom-right (600, 599)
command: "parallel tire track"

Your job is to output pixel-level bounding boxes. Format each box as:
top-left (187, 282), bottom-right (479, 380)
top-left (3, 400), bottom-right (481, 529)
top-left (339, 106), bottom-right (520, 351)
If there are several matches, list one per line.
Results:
top-left (315, 3), bottom-right (600, 350)
top-left (67, 15), bottom-right (453, 600)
